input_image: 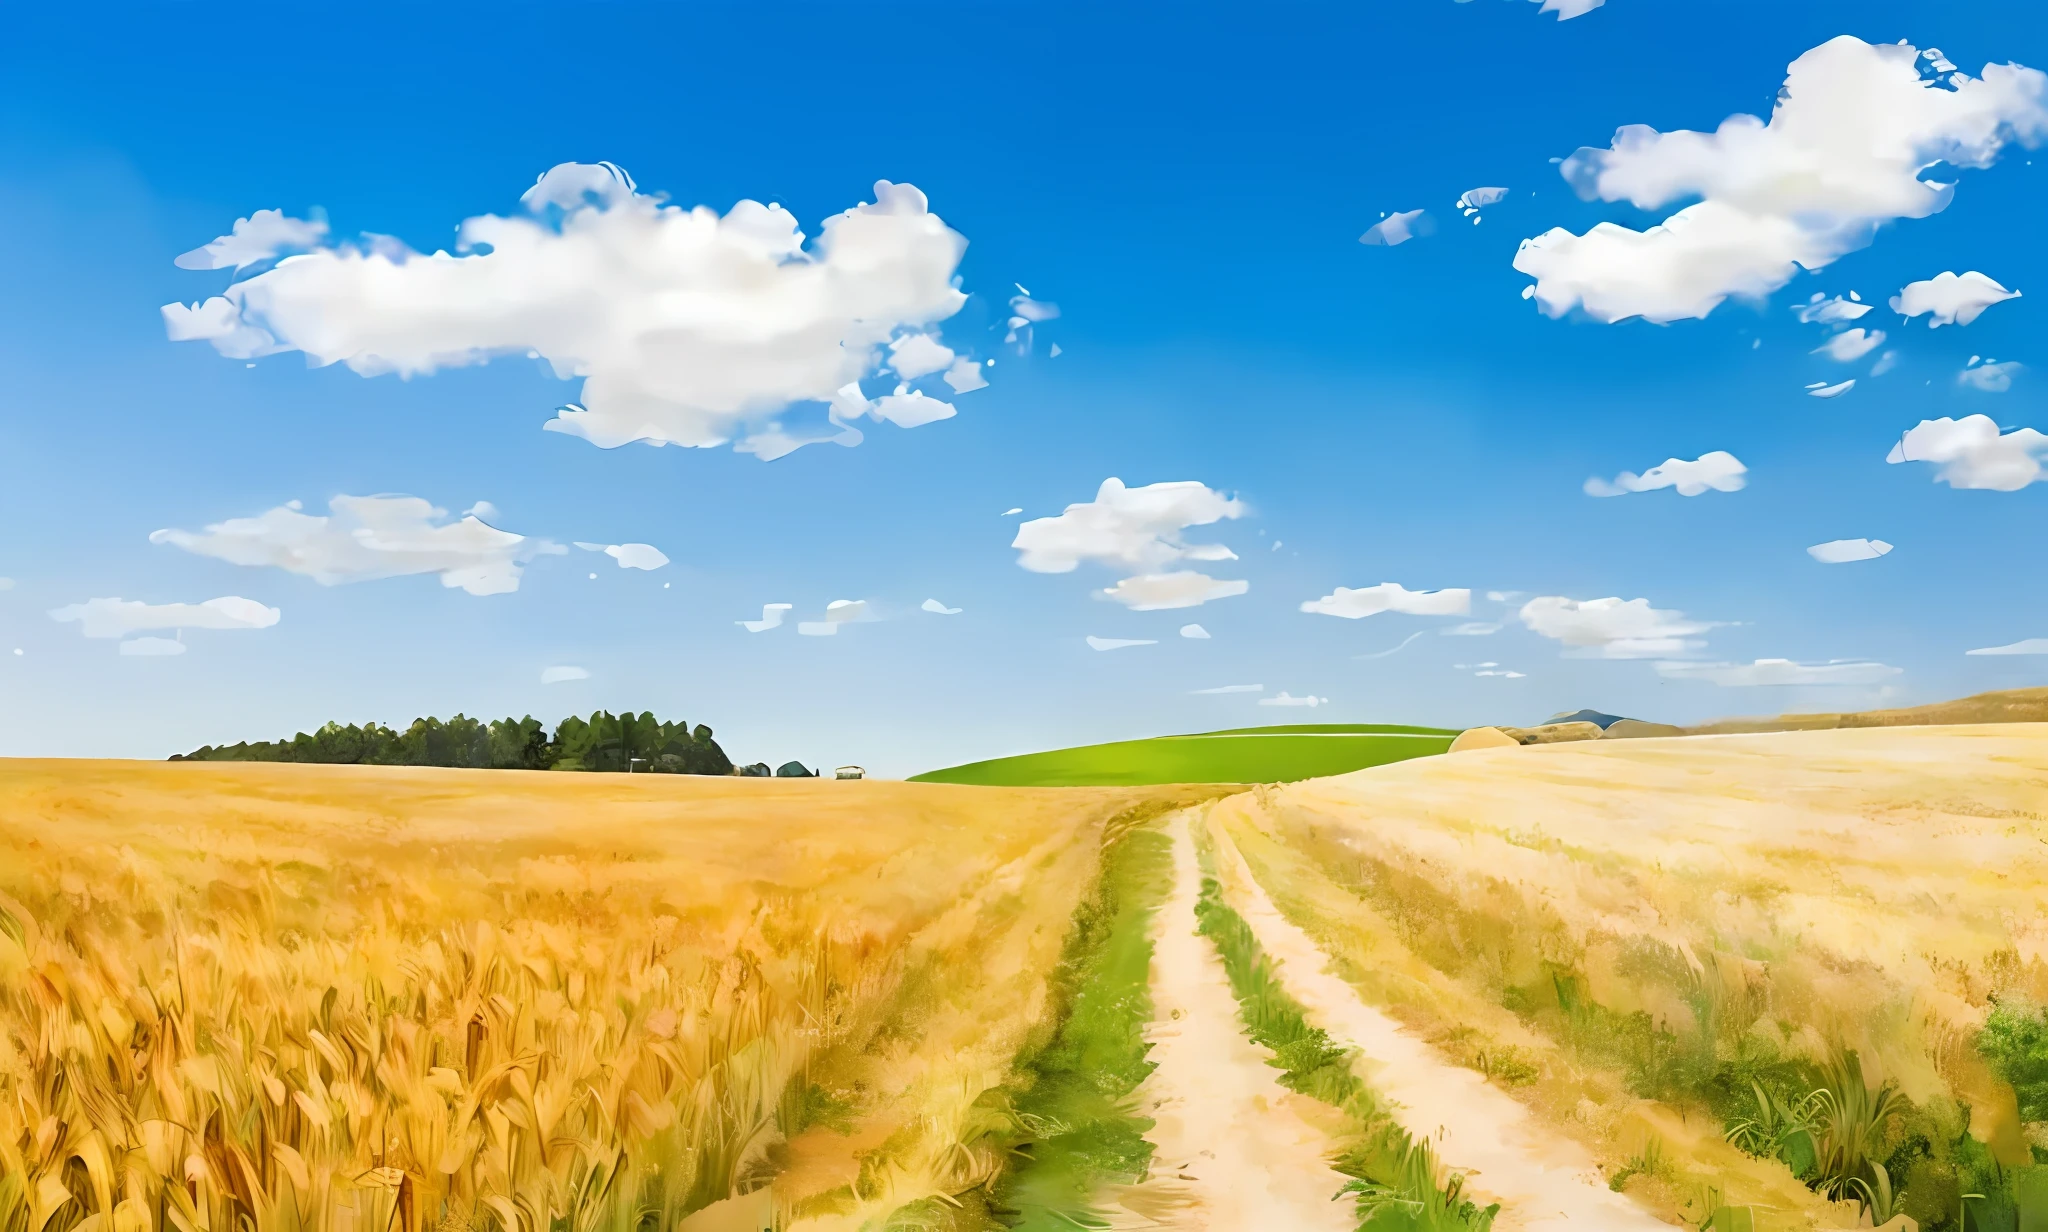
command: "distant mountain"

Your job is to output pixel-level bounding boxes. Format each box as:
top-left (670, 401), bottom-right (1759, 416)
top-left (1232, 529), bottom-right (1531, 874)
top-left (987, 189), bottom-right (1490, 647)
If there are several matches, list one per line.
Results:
top-left (1544, 709), bottom-right (1627, 730)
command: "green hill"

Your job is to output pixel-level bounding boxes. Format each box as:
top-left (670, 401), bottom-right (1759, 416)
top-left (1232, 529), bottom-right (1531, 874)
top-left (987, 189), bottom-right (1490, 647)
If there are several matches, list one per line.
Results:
top-left (910, 723), bottom-right (1457, 787)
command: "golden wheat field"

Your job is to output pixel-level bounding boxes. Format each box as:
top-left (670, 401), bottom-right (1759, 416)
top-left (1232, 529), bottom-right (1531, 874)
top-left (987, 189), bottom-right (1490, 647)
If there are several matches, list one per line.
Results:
top-left (8, 727), bottom-right (2048, 1232)
top-left (0, 761), bottom-right (1202, 1232)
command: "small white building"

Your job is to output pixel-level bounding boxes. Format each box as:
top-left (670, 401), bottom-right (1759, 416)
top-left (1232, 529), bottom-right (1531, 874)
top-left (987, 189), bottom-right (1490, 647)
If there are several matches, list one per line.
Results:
top-left (834, 765), bottom-right (865, 780)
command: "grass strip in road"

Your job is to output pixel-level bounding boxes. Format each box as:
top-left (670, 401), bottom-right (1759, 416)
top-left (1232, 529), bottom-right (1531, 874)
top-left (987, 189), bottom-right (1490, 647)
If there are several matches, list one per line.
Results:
top-left (1192, 839), bottom-right (1499, 1232)
top-left (985, 814), bottom-right (1177, 1230)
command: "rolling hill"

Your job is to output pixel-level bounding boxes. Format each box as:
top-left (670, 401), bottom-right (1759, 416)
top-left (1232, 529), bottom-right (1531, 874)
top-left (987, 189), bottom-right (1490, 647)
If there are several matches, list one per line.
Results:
top-left (909, 722), bottom-right (1458, 786)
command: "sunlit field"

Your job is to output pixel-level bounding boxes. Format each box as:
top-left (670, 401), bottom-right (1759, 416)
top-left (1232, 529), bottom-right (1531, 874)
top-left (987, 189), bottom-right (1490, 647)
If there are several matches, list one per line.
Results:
top-left (0, 761), bottom-right (1204, 1232)
top-left (9, 726), bottom-right (2048, 1232)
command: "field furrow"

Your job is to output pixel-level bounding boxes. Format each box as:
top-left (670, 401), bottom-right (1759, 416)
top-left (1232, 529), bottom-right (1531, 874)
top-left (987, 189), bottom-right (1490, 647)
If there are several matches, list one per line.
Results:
top-left (1099, 811), bottom-right (1356, 1232)
top-left (1201, 808), bottom-right (1677, 1231)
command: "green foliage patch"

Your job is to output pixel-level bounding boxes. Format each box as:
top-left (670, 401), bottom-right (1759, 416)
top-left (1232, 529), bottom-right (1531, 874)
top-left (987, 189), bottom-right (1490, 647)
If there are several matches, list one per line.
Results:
top-left (172, 710), bottom-right (734, 774)
top-left (912, 725), bottom-right (1455, 787)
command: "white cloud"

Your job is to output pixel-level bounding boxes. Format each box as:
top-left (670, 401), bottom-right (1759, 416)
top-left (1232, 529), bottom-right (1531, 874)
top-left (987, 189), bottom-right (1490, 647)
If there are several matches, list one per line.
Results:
top-left (1870, 350), bottom-right (1900, 377)
top-left (1360, 210), bottom-right (1433, 246)
top-left (1536, 0), bottom-right (1604, 18)
top-left (164, 166), bottom-right (978, 460)
top-left (1474, 669), bottom-right (1527, 678)
top-left (1259, 692), bottom-right (1329, 707)
top-left (1191, 683), bottom-right (1262, 694)
top-left (1812, 328), bottom-right (1885, 362)
top-left (1180, 623), bottom-right (1210, 639)
top-left (943, 358), bottom-right (989, 394)
top-left (1100, 571), bottom-right (1249, 610)
top-left (1515, 38), bottom-right (2048, 323)
top-left (797, 622), bottom-right (838, 636)
top-left (1892, 270), bottom-right (2022, 326)
top-left (826, 599), bottom-right (870, 622)
top-left (1457, 187), bottom-right (1509, 212)
top-left (540, 665), bottom-right (589, 684)
top-left (50, 595), bottom-right (280, 639)
top-left (1808, 538), bottom-right (1894, 563)
top-left (1793, 293), bottom-right (1873, 325)
top-left (1013, 478), bottom-right (1243, 573)
top-left (575, 541), bottom-right (670, 570)
top-left (173, 209), bottom-right (330, 272)
top-left (870, 388), bottom-right (957, 428)
top-left (1001, 507), bottom-right (1023, 517)
top-left (152, 495), bottom-right (560, 595)
top-left (1959, 360), bottom-right (2022, 392)
top-left (1443, 621), bottom-right (1502, 636)
top-left (1807, 379), bottom-right (1856, 398)
top-left (1520, 595), bottom-right (1710, 659)
top-left (1301, 583), bottom-right (1470, 619)
top-left (1086, 636), bottom-right (1156, 651)
top-left (1969, 638), bottom-right (2048, 655)
top-left (1584, 450), bottom-right (1746, 497)
top-left (921, 599), bottom-right (962, 615)
top-left (120, 637), bottom-right (188, 657)
top-left (739, 603), bottom-right (792, 632)
top-left (1657, 658), bottom-right (1902, 686)
top-left (888, 332), bottom-right (955, 380)
top-left (1887, 415), bottom-right (2048, 490)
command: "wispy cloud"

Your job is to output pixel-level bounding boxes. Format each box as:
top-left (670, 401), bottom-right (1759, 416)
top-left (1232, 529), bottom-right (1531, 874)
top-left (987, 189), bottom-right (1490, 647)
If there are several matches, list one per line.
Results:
top-left (1807, 538), bottom-right (1893, 563)
top-left (1967, 639), bottom-right (2048, 656)
top-left (1191, 683), bottom-right (1262, 694)
top-left (1086, 636), bottom-right (1157, 652)
top-left (1100, 571), bottom-right (1249, 610)
top-left (1657, 658), bottom-right (1901, 686)
top-left (1520, 595), bottom-right (1711, 659)
top-left (153, 495), bottom-right (561, 596)
top-left (50, 596), bottom-right (279, 639)
top-left (541, 665), bottom-right (589, 683)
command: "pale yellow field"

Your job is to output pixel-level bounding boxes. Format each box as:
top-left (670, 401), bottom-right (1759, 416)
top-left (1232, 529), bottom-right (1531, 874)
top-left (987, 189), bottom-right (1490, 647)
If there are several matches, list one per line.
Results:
top-left (0, 760), bottom-right (1196, 1232)
top-left (1218, 724), bottom-right (2048, 1229)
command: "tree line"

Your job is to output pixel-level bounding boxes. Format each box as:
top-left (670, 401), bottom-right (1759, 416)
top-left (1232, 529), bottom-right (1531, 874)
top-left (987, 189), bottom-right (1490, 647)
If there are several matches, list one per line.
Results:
top-left (172, 711), bottom-right (735, 775)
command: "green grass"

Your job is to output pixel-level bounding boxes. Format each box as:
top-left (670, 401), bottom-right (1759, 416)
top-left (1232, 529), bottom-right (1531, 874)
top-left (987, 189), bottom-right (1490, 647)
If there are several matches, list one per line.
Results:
top-left (1188, 847), bottom-right (1498, 1232)
top-left (911, 724), bottom-right (1457, 787)
top-left (987, 816), bottom-right (1176, 1230)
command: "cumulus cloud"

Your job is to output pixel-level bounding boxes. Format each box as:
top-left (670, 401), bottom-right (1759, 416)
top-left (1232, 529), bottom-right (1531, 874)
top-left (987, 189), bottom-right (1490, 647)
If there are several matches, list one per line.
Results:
top-left (1812, 328), bottom-right (1886, 362)
top-left (1014, 478), bottom-right (1244, 574)
top-left (1892, 270), bottom-right (2022, 326)
top-left (1259, 692), bottom-right (1329, 707)
top-left (1808, 538), bottom-right (1894, 563)
top-left (1515, 37), bottom-right (2048, 324)
top-left (540, 665), bottom-right (589, 683)
top-left (1959, 359), bottom-right (2022, 392)
top-left (1101, 571), bottom-right (1249, 610)
top-left (120, 637), bottom-right (188, 657)
top-left (1520, 595), bottom-right (1710, 658)
top-left (739, 603), bottom-right (792, 632)
top-left (1086, 636), bottom-right (1156, 651)
top-left (1887, 415), bottom-right (2048, 489)
top-left (1301, 583), bottom-right (1470, 619)
top-left (1191, 683), bottom-right (1262, 694)
top-left (1180, 624), bottom-right (1210, 639)
top-left (1360, 210), bottom-right (1434, 246)
top-left (50, 595), bottom-right (280, 639)
top-left (888, 333), bottom-right (955, 380)
top-left (574, 541), bottom-right (669, 570)
top-left (174, 209), bottom-right (330, 272)
top-left (152, 495), bottom-right (561, 595)
top-left (164, 165), bottom-right (979, 460)
top-left (1793, 292), bottom-right (1873, 325)
top-left (1657, 658), bottom-right (1902, 686)
top-left (1969, 638), bottom-right (2048, 655)
top-left (943, 358), bottom-right (990, 394)
top-left (921, 599), bottom-right (962, 615)
top-left (1584, 450), bottom-right (1746, 497)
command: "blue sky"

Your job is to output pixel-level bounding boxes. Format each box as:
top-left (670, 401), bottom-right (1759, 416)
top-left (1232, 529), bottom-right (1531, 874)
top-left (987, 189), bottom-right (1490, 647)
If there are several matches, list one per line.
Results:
top-left (3, 0), bottom-right (2046, 775)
